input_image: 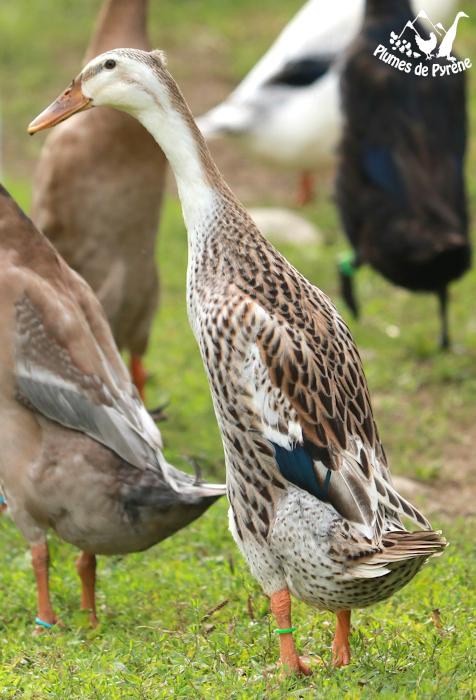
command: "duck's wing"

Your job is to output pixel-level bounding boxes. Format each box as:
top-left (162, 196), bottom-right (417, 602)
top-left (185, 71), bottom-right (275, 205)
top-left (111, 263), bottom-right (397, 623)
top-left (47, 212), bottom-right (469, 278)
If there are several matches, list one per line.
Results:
top-left (14, 289), bottom-right (169, 476)
top-left (235, 289), bottom-right (429, 541)
top-left (0, 185), bottom-right (175, 482)
top-left (197, 0), bottom-right (362, 138)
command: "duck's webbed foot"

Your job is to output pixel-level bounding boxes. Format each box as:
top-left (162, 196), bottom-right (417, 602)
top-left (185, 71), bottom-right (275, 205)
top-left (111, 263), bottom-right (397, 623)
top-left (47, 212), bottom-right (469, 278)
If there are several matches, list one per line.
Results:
top-left (437, 287), bottom-right (450, 351)
top-left (332, 610), bottom-right (351, 667)
top-left (294, 172), bottom-right (314, 207)
top-left (130, 355), bottom-right (148, 403)
top-left (337, 252), bottom-right (360, 319)
top-left (76, 551), bottom-right (99, 628)
top-left (31, 543), bottom-right (65, 634)
top-left (270, 588), bottom-right (312, 677)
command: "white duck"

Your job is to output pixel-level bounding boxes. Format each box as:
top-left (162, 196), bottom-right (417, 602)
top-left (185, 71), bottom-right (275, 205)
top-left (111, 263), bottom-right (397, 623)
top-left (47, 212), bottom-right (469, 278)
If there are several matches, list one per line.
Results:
top-left (197, 0), bottom-right (459, 205)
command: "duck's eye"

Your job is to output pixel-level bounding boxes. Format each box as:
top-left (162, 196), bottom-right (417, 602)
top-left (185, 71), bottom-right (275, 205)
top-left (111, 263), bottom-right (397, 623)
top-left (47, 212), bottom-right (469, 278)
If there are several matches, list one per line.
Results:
top-left (105, 59), bottom-right (116, 70)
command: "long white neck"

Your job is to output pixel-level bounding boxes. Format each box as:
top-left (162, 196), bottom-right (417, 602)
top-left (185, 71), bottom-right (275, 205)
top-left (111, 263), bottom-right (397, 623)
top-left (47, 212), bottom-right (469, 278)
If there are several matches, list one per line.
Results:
top-left (133, 97), bottom-right (221, 232)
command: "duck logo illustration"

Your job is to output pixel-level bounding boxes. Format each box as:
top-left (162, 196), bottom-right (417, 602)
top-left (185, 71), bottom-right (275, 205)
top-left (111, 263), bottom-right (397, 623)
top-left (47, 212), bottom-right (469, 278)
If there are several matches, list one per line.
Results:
top-left (374, 10), bottom-right (471, 77)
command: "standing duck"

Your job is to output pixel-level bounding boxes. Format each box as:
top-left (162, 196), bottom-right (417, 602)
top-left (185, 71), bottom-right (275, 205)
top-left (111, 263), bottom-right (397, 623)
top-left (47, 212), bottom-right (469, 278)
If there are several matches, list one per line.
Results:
top-left (336, 0), bottom-right (470, 349)
top-left (31, 0), bottom-right (167, 401)
top-left (197, 0), bottom-right (458, 205)
top-left (0, 184), bottom-right (224, 632)
top-left (437, 11), bottom-right (469, 62)
top-left (30, 48), bottom-right (445, 670)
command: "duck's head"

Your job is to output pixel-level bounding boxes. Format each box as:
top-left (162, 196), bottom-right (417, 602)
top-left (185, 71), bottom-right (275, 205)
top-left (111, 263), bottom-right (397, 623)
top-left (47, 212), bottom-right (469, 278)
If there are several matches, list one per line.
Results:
top-left (29, 48), bottom-right (169, 133)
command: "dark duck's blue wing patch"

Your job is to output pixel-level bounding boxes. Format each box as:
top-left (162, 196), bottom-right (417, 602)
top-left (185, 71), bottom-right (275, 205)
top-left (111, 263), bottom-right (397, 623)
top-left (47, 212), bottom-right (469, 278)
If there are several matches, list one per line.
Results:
top-left (362, 144), bottom-right (406, 201)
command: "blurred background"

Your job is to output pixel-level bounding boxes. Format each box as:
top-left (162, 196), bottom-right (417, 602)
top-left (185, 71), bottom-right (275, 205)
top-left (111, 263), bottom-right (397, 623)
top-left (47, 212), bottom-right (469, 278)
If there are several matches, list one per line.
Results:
top-left (0, 0), bottom-right (475, 518)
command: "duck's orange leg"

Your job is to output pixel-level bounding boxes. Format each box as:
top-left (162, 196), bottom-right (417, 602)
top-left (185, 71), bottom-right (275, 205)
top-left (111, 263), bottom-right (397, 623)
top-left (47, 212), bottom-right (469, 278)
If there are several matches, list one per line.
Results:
top-left (76, 551), bottom-right (99, 628)
top-left (332, 610), bottom-right (351, 667)
top-left (270, 589), bottom-right (311, 676)
top-left (130, 356), bottom-right (148, 402)
top-left (31, 543), bottom-right (64, 634)
top-left (294, 172), bottom-right (314, 207)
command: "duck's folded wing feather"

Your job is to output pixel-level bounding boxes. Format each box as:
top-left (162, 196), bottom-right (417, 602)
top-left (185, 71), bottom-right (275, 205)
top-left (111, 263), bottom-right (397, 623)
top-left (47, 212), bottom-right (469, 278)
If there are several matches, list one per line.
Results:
top-left (248, 301), bottom-right (429, 538)
top-left (13, 287), bottom-right (167, 475)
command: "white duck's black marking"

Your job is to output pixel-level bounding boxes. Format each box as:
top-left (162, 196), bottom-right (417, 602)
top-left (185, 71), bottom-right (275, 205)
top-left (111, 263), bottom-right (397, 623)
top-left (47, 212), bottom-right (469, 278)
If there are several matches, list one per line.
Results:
top-left (267, 57), bottom-right (334, 88)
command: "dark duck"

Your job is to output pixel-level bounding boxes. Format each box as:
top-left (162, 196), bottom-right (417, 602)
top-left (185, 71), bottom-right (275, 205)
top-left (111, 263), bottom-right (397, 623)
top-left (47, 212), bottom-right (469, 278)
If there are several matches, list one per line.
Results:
top-left (335, 0), bottom-right (471, 349)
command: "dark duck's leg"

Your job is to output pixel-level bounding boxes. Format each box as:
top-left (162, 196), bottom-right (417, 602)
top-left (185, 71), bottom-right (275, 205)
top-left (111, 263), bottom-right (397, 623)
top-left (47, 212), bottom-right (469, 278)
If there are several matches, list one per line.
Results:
top-left (31, 543), bottom-right (64, 634)
top-left (270, 589), bottom-right (311, 676)
top-left (294, 172), bottom-right (314, 207)
top-left (130, 356), bottom-right (148, 402)
top-left (332, 610), bottom-right (351, 667)
top-left (437, 287), bottom-right (450, 350)
top-left (337, 252), bottom-right (360, 319)
top-left (76, 552), bottom-right (99, 627)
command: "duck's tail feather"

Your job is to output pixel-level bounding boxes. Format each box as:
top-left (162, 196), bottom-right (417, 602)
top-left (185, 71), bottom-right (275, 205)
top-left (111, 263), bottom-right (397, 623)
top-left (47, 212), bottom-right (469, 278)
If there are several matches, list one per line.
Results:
top-left (347, 529), bottom-right (446, 579)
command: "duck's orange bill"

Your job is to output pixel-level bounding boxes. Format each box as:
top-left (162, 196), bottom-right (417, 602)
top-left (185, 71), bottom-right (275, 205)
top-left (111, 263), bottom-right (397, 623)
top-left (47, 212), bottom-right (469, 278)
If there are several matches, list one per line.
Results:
top-left (28, 77), bottom-right (93, 134)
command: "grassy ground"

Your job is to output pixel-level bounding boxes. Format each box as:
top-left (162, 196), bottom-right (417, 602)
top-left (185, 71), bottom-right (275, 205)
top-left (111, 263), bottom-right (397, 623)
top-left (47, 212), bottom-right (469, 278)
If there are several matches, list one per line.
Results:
top-left (0, 0), bottom-right (476, 697)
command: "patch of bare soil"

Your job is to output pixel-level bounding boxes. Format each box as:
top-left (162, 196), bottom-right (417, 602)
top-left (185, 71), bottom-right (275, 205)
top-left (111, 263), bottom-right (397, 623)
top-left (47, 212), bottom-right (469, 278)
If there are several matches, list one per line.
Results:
top-left (437, 426), bottom-right (476, 518)
top-left (393, 425), bottom-right (476, 522)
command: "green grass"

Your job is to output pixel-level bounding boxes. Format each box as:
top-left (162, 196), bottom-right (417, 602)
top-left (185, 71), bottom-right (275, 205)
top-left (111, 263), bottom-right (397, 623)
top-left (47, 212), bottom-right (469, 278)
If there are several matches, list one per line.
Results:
top-left (0, 507), bottom-right (475, 698)
top-left (1, 0), bottom-right (476, 697)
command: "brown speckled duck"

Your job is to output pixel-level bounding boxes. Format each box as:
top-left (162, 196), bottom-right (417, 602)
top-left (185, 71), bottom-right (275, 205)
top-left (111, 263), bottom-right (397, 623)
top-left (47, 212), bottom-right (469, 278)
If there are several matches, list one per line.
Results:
top-left (29, 48), bottom-right (445, 673)
top-left (31, 0), bottom-right (167, 401)
top-left (0, 184), bottom-right (224, 633)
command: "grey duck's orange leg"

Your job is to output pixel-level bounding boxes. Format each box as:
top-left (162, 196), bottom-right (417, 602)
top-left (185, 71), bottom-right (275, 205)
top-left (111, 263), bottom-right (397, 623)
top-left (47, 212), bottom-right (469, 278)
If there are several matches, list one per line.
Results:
top-left (332, 610), bottom-right (351, 667)
top-left (31, 543), bottom-right (64, 634)
top-left (270, 589), bottom-right (311, 676)
top-left (76, 552), bottom-right (99, 627)
top-left (130, 356), bottom-right (148, 403)
top-left (294, 171), bottom-right (314, 207)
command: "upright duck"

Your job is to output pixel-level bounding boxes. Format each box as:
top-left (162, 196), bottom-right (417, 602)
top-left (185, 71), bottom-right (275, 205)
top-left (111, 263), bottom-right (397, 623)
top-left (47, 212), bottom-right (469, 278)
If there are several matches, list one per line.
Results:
top-left (437, 11), bottom-right (469, 62)
top-left (31, 0), bottom-right (167, 400)
top-left (197, 0), bottom-right (459, 206)
top-left (336, 0), bottom-right (470, 348)
top-left (0, 184), bottom-right (224, 632)
top-left (30, 48), bottom-right (445, 672)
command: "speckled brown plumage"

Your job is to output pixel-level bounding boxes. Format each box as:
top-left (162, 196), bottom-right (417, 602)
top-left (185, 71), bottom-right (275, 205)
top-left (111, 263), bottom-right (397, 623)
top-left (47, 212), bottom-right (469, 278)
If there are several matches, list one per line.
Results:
top-left (183, 161), bottom-right (446, 671)
top-left (27, 46), bottom-right (446, 671)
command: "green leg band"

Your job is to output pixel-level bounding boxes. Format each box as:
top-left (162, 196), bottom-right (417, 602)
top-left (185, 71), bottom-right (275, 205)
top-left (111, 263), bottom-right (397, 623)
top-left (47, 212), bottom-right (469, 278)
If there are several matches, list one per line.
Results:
top-left (275, 627), bottom-right (296, 634)
top-left (338, 251), bottom-right (357, 277)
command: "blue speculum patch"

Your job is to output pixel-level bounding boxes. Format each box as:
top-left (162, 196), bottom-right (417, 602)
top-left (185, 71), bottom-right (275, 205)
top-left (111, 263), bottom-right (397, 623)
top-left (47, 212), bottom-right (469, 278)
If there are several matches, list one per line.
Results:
top-left (272, 441), bottom-right (331, 502)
